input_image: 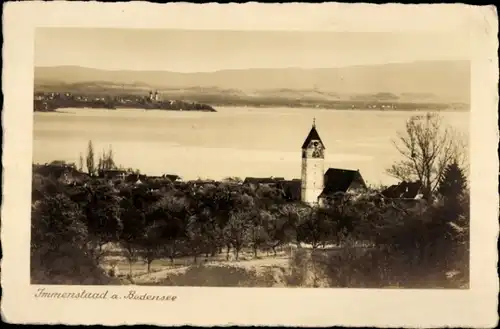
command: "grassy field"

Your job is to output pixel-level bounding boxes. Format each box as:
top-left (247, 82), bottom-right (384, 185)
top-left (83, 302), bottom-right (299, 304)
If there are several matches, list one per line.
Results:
top-left (104, 250), bottom-right (290, 272)
top-left (98, 245), bottom-right (467, 288)
top-left (100, 246), bottom-right (368, 287)
top-left (100, 247), bottom-right (296, 285)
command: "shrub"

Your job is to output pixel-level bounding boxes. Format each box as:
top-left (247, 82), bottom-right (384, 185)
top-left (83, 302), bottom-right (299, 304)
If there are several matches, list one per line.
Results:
top-left (31, 243), bottom-right (119, 285)
top-left (148, 264), bottom-right (276, 287)
top-left (31, 193), bottom-right (119, 285)
top-left (285, 248), bottom-right (310, 287)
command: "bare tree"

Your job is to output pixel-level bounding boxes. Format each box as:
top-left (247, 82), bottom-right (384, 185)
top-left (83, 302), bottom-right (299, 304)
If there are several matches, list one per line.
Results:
top-left (78, 153), bottom-right (84, 172)
top-left (97, 145), bottom-right (117, 173)
top-left (105, 146), bottom-right (116, 170)
top-left (86, 140), bottom-right (95, 176)
top-left (386, 113), bottom-right (467, 201)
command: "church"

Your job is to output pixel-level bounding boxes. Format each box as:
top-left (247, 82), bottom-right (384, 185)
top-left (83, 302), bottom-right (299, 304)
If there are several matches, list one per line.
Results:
top-left (242, 120), bottom-right (368, 205)
top-left (300, 120), bottom-right (367, 205)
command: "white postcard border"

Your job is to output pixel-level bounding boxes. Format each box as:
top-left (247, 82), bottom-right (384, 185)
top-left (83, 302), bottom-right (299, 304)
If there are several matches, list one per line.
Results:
top-left (1, 2), bottom-right (498, 327)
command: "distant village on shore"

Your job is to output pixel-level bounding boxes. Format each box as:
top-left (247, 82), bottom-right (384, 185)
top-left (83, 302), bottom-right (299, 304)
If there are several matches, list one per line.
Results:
top-left (33, 90), bottom-right (217, 112)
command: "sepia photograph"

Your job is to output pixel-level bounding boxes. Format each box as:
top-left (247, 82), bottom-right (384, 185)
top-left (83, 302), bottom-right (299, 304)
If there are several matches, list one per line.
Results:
top-left (31, 27), bottom-right (472, 289)
top-left (1, 2), bottom-right (498, 327)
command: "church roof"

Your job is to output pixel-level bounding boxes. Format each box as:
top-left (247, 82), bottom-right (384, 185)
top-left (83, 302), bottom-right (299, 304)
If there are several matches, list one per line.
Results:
top-left (301, 124), bottom-right (325, 149)
top-left (320, 168), bottom-right (366, 197)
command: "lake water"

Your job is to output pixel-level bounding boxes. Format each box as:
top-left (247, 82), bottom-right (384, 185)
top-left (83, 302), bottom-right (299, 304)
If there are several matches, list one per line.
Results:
top-left (33, 107), bottom-right (470, 186)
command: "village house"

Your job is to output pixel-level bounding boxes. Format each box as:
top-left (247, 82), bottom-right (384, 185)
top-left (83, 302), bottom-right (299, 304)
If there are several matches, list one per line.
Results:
top-left (380, 180), bottom-right (426, 213)
top-left (189, 179), bottom-right (219, 189)
top-left (98, 169), bottom-right (128, 181)
top-left (381, 181), bottom-right (423, 200)
top-left (163, 174), bottom-right (181, 183)
top-left (124, 173), bottom-right (147, 185)
top-left (242, 177), bottom-right (284, 188)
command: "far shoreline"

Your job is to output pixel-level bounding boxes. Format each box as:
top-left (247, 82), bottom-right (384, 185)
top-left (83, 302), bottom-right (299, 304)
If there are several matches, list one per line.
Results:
top-left (211, 104), bottom-right (470, 112)
top-left (33, 105), bottom-right (470, 114)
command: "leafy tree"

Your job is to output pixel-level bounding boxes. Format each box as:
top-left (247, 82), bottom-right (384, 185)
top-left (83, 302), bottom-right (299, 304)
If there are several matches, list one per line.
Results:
top-left (434, 162), bottom-right (469, 244)
top-left (248, 209), bottom-right (272, 258)
top-left (267, 203), bottom-right (303, 255)
top-left (119, 195), bottom-right (147, 277)
top-left (437, 162), bottom-right (467, 201)
top-left (148, 194), bottom-right (189, 263)
top-left (296, 206), bottom-right (330, 249)
top-left (386, 113), bottom-right (466, 200)
top-left (140, 220), bottom-right (168, 273)
top-left (186, 183), bottom-right (251, 260)
top-left (83, 184), bottom-right (123, 264)
top-left (254, 184), bottom-right (286, 210)
top-left (116, 186), bottom-right (167, 271)
top-left (224, 210), bottom-right (252, 260)
top-left (186, 211), bottom-right (212, 263)
top-left (32, 173), bottom-right (65, 201)
top-left (30, 193), bottom-right (109, 284)
top-left (31, 193), bottom-right (88, 254)
top-left (187, 185), bottom-right (228, 260)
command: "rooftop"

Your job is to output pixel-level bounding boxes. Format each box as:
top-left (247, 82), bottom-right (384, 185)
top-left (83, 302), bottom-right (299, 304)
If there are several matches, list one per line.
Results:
top-left (320, 168), bottom-right (366, 197)
top-left (301, 121), bottom-right (325, 149)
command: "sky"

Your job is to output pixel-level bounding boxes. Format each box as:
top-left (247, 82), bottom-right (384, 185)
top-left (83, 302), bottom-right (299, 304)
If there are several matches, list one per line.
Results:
top-left (35, 28), bottom-right (471, 73)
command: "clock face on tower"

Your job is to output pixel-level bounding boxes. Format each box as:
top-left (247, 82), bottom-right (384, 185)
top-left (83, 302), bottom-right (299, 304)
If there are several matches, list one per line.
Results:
top-left (311, 141), bottom-right (324, 158)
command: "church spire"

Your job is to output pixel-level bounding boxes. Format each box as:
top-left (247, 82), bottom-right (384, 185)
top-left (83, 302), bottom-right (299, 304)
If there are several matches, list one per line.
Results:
top-left (301, 119), bottom-right (325, 150)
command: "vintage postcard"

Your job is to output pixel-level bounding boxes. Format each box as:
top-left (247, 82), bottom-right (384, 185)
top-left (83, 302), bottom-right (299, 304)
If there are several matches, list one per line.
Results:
top-left (1, 2), bottom-right (498, 327)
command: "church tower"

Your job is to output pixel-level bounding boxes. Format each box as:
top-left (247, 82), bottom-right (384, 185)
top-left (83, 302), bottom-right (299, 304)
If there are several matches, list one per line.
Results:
top-left (301, 119), bottom-right (325, 205)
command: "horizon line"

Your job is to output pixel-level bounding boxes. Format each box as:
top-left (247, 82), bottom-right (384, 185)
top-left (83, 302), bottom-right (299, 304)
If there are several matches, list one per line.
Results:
top-left (33, 58), bottom-right (470, 74)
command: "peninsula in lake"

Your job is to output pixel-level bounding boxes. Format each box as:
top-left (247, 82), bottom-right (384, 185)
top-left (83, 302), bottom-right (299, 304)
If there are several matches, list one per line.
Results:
top-left (34, 90), bottom-right (217, 113)
top-left (34, 60), bottom-right (470, 112)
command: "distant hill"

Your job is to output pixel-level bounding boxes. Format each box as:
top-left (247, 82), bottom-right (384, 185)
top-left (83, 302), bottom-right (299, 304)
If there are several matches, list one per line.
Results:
top-left (34, 60), bottom-right (470, 104)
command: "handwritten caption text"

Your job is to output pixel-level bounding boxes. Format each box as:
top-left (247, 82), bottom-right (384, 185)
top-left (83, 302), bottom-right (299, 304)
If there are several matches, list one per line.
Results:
top-left (34, 288), bottom-right (177, 301)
